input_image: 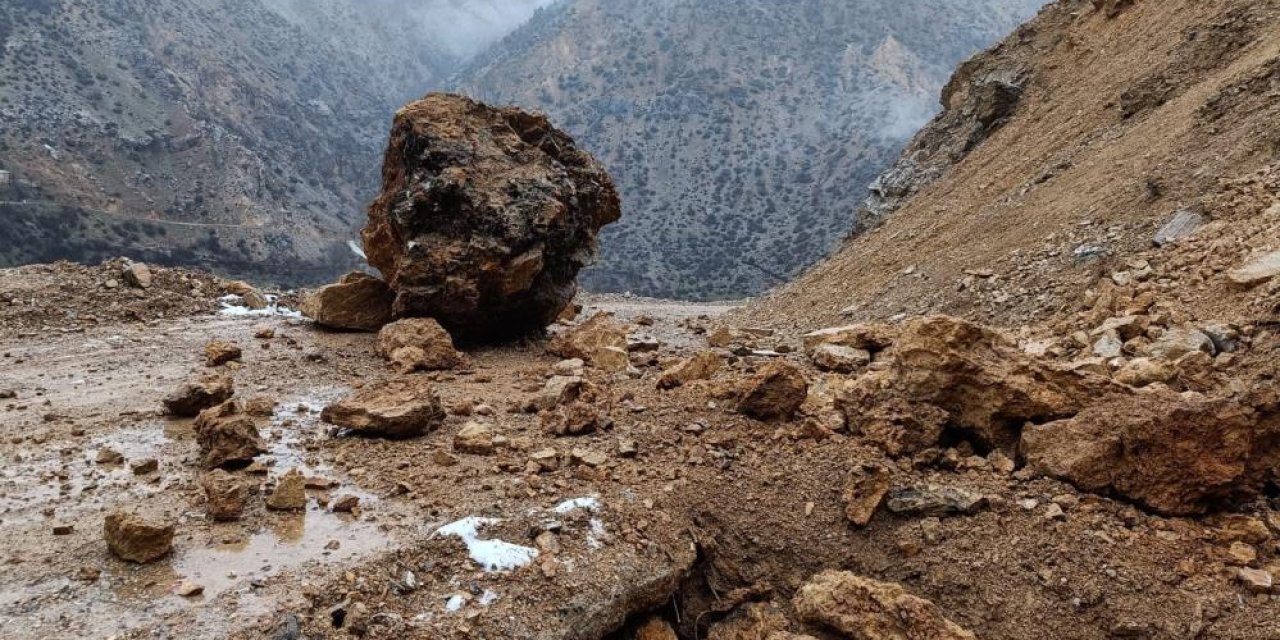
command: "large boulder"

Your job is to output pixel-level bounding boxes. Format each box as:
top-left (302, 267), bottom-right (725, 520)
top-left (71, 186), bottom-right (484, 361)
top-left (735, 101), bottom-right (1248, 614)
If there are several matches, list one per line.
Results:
top-left (838, 316), bottom-right (1126, 453)
top-left (321, 377), bottom-right (446, 438)
top-left (793, 571), bottom-right (976, 640)
top-left (302, 272), bottom-right (395, 332)
top-left (363, 93), bottom-right (621, 342)
top-left (1021, 393), bottom-right (1280, 515)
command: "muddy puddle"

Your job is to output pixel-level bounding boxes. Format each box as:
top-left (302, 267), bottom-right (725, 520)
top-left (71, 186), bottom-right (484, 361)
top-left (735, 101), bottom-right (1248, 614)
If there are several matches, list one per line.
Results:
top-left (0, 387), bottom-right (411, 639)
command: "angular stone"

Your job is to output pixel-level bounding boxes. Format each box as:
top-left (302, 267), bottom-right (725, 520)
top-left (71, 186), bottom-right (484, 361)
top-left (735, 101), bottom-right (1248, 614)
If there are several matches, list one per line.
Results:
top-left (376, 318), bottom-right (466, 373)
top-left (1021, 393), bottom-right (1273, 515)
top-left (657, 351), bottom-right (722, 390)
top-left (1146, 327), bottom-right (1215, 360)
top-left (122, 262), bottom-right (153, 289)
top-left (1228, 250), bottom-right (1280, 286)
top-left (885, 485), bottom-right (988, 517)
top-left (163, 374), bottom-right (235, 417)
top-left (202, 470), bottom-right (250, 521)
top-left (302, 272), bottom-right (394, 332)
top-left (793, 571), bottom-right (975, 640)
top-left (204, 341), bottom-right (242, 367)
top-left (1152, 209), bottom-right (1204, 246)
top-left (193, 402), bottom-right (265, 468)
top-left (321, 377), bottom-right (446, 438)
top-left (363, 94), bottom-right (620, 342)
top-left (738, 361), bottom-right (808, 421)
top-left (843, 463), bottom-right (892, 527)
top-left (802, 323), bottom-right (896, 354)
top-left (811, 344), bottom-right (872, 373)
top-left (104, 511), bottom-right (174, 564)
top-left (1238, 568), bottom-right (1274, 594)
top-left (453, 422), bottom-right (496, 455)
top-left (548, 313), bottom-right (630, 371)
top-left (267, 469), bottom-right (307, 511)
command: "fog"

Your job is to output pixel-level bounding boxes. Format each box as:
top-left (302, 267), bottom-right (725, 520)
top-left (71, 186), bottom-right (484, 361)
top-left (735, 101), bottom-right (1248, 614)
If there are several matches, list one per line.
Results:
top-left (409, 0), bottom-right (560, 58)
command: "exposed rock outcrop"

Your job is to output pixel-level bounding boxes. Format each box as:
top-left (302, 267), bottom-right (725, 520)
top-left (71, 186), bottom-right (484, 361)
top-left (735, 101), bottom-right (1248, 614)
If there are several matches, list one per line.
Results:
top-left (837, 316), bottom-right (1125, 454)
top-left (363, 93), bottom-right (621, 342)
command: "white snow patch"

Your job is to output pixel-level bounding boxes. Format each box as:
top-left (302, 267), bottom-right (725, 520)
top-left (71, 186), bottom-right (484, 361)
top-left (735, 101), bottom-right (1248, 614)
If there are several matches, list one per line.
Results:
top-left (346, 240), bottom-right (366, 260)
top-left (552, 497), bottom-right (601, 514)
top-left (479, 590), bottom-right (499, 606)
top-left (436, 517), bottom-right (537, 572)
top-left (217, 294), bottom-right (302, 318)
top-left (549, 496), bottom-right (606, 549)
top-left (445, 595), bottom-right (466, 612)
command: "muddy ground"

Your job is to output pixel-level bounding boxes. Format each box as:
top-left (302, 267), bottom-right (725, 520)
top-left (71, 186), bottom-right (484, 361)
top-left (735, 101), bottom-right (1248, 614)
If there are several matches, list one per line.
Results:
top-left (2, 265), bottom-right (1280, 639)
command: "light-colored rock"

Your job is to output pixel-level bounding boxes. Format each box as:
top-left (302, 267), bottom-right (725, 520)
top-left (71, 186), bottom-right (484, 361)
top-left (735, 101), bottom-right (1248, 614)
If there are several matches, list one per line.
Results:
top-left (811, 344), bottom-right (872, 373)
top-left (376, 318), bottom-right (466, 373)
top-left (453, 422), bottom-right (496, 455)
top-left (548, 313), bottom-right (630, 371)
top-left (793, 571), bottom-right (976, 640)
top-left (266, 469), bottom-right (307, 511)
top-left (1145, 327), bottom-right (1214, 360)
top-left (321, 377), bottom-right (446, 438)
top-left (1228, 250), bottom-right (1280, 286)
top-left (122, 263), bottom-right (153, 289)
top-left (1152, 209), bottom-right (1204, 246)
top-left (885, 485), bottom-right (988, 517)
top-left (657, 351), bottom-right (722, 390)
top-left (302, 272), bottom-right (394, 332)
top-left (802, 323), bottom-right (895, 354)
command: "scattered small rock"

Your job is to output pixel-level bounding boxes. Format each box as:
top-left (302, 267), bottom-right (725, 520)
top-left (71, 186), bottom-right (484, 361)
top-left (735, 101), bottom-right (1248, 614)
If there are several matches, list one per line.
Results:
top-left (163, 374), bottom-right (235, 417)
top-left (266, 469), bottom-right (307, 511)
top-left (202, 470), bottom-right (250, 521)
top-left (204, 341), bottom-right (243, 367)
top-left (104, 511), bottom-right (174, 563)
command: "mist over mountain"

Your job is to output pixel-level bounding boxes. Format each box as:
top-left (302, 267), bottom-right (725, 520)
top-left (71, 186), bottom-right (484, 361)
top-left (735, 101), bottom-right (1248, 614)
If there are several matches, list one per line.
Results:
top-left (456, 0), bottom-right (1046, 299)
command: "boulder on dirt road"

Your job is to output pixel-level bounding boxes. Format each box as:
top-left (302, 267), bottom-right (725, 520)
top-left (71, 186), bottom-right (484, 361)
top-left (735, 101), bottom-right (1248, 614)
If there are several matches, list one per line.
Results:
top-left (1021, 393), bottom-right (1280, 515)
top-left (376, 318), bottom-right (466, 373)
top-left (163, 374), bottom-right (235, 417)
top-left (302, 272), bottom-right (394, 332)
top-left (321, 377), bottom-right (446, 438)
top-left (193, 401), bottom-right (265, 468)
top-left (363, 93), bottom-right (621, 342)
top-left (202, 469), bottom-right (250, 521)
top-left (104, 511), bottom-right (174, 564)
top-left (738, 361), bottom-right (809, 421)
top-left (793, 571), bottom-right (976, 640)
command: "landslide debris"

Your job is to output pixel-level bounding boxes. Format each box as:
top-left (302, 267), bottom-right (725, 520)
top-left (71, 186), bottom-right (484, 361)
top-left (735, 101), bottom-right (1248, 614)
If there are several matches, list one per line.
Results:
top-left (792, 571), bottom-right (976, 640)
top-left (363, 93), bottom-right (621, 342)
top-left (320, 377), bottom-right (447, 438)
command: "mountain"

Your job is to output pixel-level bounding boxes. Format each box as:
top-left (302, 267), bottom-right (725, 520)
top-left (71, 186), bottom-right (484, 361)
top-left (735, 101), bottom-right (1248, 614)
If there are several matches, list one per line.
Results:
top-left (0, 0), bottom-right (544, 285)
top-left (740, 0), bottom-right (1280, 332)
top-left (454, 0), bottom-right (1047, 299)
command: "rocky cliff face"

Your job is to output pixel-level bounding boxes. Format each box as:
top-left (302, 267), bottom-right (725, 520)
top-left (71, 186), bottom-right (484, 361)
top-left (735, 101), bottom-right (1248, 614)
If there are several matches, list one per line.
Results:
top-left (455, 0), bottom-right (1046, 299)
